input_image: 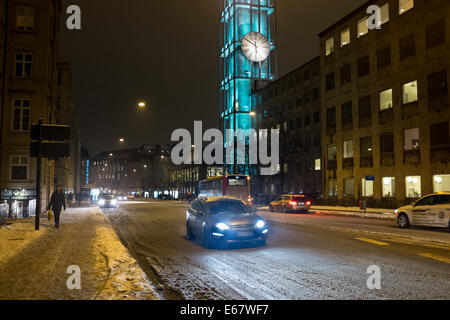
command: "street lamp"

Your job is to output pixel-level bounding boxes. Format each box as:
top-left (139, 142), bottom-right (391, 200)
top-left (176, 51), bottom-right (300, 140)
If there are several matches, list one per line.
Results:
top-left (119, 138), bottom-right (125, 143)
top-left (250, 111), bottom-right (256, 117)
top-left (138, 101), bottom-right (146, 109)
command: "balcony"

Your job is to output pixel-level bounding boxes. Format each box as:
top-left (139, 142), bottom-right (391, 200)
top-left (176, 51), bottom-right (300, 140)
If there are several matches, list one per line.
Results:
top-left (326, 123), bottom-right (336, 135)
top-left (341, 121), bottom-right (353, 132)
top-left (379, 108), bottom-right (394, 125)
top-left (360, 156), bottom-right (373, 168)
top-left (401, 101), bottom-right (418, 120)
top-left (403, 149), bottom-right (421, 165)
top-left (343, 158), bottom-right (354, 169)
top-left (359, 116), bottom-right (372, 128)
top-left (380, 152), bottom-right (395, 167)
top-left (428, 95), bottom-right (449, 112)
top-left (327, 160), bottom-right (337, 169)
top-left (431, 146), bottom-right (450, 162)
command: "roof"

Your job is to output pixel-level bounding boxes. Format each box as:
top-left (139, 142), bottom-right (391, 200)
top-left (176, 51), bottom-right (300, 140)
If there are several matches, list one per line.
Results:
top-left (199, 196), bottom-right (244, 203)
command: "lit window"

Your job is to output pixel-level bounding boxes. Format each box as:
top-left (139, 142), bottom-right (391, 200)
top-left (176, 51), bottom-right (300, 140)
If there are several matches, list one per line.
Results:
top-left (404, 128), bottom-right (419, 150)
top-left (405, 176), bottom-right (421, 198)
top-left (12, 99), bottom-right (31, 131)
top-left (16, 6), bottom-right (35, 32)
top-left (343, 140), bottom-right (354, 158)
top-left (328, 178), bottom-right (337, 197)
top-left (399, 0), bottom-right (414, 15)
top-left (361, 178), bottom-right (374, 197)
top-left (380, 3), bottom-right (389, 25)
top-left (402, 80), bottom-right (418, 104)
top-left (315, 159), bottom-right (321, 171)
top-left (325, 37), bottom-right (334, 56)
top-left (340, 28), bottom-right (350, 47)
top-left (433, 175), bottom-right (450, 193)
top-left (10, 156), bottom-right (29, 181)
top-left (343, 179), bottom-right (354, 197)
top-left (379, 89), bottom-right (393, 110)
top-left (357, 17), bottom-right (368, 38)
top-left (382, 177), bottom-right (395, 197)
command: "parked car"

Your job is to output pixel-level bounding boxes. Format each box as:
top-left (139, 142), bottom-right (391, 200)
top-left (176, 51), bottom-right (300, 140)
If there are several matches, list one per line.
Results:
top-left (127, 194), bottom-right (135, 200)
top-left (98, 195), bottom-right (118, 208)
top-left (186, 196), bottom-right (268, 248)
top-left (269, 194), bottom-right (311, 213)
top-left (395, 192), bottom-right (450, 229)
top-left (158, 194), bottom-right (174, 200)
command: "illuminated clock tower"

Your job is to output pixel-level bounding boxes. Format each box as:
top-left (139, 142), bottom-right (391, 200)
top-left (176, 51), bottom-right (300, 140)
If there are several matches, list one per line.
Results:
top-left (219, 0), bottom-right (277, 175)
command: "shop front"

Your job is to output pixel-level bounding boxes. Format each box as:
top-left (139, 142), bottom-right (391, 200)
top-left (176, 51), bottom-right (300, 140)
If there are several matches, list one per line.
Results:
top-left (1, 189), bottom-right (36, 219)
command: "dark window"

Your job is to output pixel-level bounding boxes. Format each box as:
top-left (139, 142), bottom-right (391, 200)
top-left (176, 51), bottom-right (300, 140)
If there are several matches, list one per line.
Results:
top-left (359, 95), bottom-right (371, 119)
top-left (399, 34), bottom-right (416, 60)
top-left (11, 166), bottom-right (27, 180)
top-left (357, 55), bottom-right (370, 77)
top-left (313, 88), bottom-right (319, 100)
top-left (340, 64), bottom-right (352, 84)
top-left (296, 118), bottom-right (302, 128)
top-left (326, 107), bottom-right (336, 125)
top-left (342, 102), bottom-right (352, 124)
top-left (431, 122), bottom-right (450, 146)
top-left (304, 115), bottom-right (311, 126)
top-left (377, 46), bottom-right (391, 69)
top-left (380, 133), bottom-right (394, 153)
top-left (326, 72), bottom-right (335, 91)
top-left (313, 135), bottom-right (320, 146)
top-left (296, 75), bottom-right (302, 85)
top-left (289, 120), bottom-right (295, 130)
top-left (428, 70), bottom-right (448, 99)
top-left (426, 19), bottom-right (445, 49)
top-left (360, 136), bottom-right (373, 158)
top-left (304, 92), bottom-right (310, 104)
top-left (313, 111), bottom-right (320, 123)
top-left (304, 70), bottom-right (310, 81)
top-left (296, 98), bottom-right (302, 107)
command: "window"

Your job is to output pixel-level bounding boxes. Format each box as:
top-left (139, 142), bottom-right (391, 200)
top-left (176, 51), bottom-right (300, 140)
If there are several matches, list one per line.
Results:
top-left (296, 117), bottom-right (302, 129)
top-left (382, 177), bottom-right (395, 197)
top-left (357, 55), bottom-right (370, 77)
top-left (428, 70), bottom-right (448, 99)
top-left (403, 81), bottom-right (418, 104)
top-left (377, 46), bottom-right (391, 69)
top-left (426, 19), bottom-right (445, 49)
top-left (325, 37), bottom-right (334, 56)
top-left (15, 53), bottom-right (33, 78)
top-left (326, 72), bottom-right (335, 91)
top-left (399, 0), bottom-right (414, 15)
top-left (340, 28), bottom-right (350, 47)
top-left (315, 159), bottom-right (321, 171)
top-left (361, 178), bottom-right (374, 197)
top-left (379, 89), bottom-right (393, 111)
top-left (326, 107), bottom-right (336, 125)
top-left (304, 114), bottom-right (311, 126)
top-left (12, 99), bottom-right (31, 131)
top-left (314, 135), bottom-right (320, 147)
top-left (404, 128), bottom-right (419, 150)
top-left (399, 34), bottom-right (416, 60)
top-left (357, 17), bottom-right (368, 38)
top-left (433, 175), bottom-right (450, 193)
top-left (304, 93), bottom-right (310, 104)
top-left (16, 6), bottom-right (35, 32)
top-left (342, 102), bottom-right (353, 124)
top-left (313, 112), bottom-right (320, 123)
top-left (360, 136), bottom-right (373, 158)
top-left (380, 3), bottom-right (389, 25)
top-left (328, 178), bottom-right (337, 197)
top-left (430, 122), bottom-right (450, 146)
top-left (10, 156), bottom-right (29, 181)
top-left (296, 98), bottom-right (302, 107)
top-left (343, 140), bottom-right (354, 158)
top-left (304, 70), bottom-right (311, 81)
top-left (405, 176), bottom-right (421, 198)
top-left (313, 88), bottom-right (319, 100)
top-left (359, 95), bottom-right (371, 119)
top-left (328, 144), bottom-right (337, 161)
top-left (340, 64), bottom-right (351, 84)
top-left (343, 179), bottom-right (354, 197)
top-left (380, 133), bottom-right (394, 153)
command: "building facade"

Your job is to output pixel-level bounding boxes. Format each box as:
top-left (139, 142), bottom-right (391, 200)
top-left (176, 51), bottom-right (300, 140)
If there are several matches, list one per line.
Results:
top-left (252, 57), bottom-right (322, 197)
top-left (319, 0), bottom-right (450, 207)
top-left (0, 0), bottom-right (61, 217)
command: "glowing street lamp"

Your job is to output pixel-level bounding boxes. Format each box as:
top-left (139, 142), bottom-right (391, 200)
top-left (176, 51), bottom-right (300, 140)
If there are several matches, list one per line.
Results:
top-left (138, 101), bottom-right (146, 109)
top-left (119, 138), bottom-right (125, 143)
top-left (250, 111), bottom-right (256, 117)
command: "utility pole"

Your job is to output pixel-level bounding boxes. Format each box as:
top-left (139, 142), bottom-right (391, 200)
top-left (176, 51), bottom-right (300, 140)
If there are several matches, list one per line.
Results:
top-left (35, 119), bottom-right (43, 231)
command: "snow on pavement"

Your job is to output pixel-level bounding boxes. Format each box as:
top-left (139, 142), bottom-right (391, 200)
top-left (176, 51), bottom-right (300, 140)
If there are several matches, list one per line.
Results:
top-left (0, 207), bottom-right (158, 300)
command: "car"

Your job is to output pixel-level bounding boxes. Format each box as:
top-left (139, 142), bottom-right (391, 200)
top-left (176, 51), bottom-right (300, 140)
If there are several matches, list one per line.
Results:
top-left (127, 194), bottom-right (135, 200)
top-left (269, 194), bottom-right (311, 213)
top-left (116, 195), bottom-right (126, 201)
top-left (186, 196), bottom-right (268, 248)
top-left (394, 192), bottom-right (450, 229)
top-left (98, 195), bottom-right (119, 208)
top-left (158, 194), bottom-right (173, 200)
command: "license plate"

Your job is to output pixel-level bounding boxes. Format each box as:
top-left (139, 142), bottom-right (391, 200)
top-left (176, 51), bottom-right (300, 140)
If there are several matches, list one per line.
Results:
top-left (237, 231), bottom-right (253, 237)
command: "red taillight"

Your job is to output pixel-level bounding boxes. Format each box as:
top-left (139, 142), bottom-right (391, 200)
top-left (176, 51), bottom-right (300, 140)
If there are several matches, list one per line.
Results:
top-left (289, 201), bottom-right (297, 206)
top-left (306, 201), bottom-right (311, 206)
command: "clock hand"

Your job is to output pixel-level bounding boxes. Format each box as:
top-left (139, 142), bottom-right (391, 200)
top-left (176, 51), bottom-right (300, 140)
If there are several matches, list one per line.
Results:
top-left (243, 36), bottom-right (255, 47)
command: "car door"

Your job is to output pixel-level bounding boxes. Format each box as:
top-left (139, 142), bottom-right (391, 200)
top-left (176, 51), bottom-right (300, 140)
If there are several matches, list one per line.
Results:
top-left (430, 195), bottom-right (450, 227)
top-left (280, 196), bottom-right (290, 209)
top-left (272, 196), bottom-right (281, 209)
top-left (411, 196), bottom-right (438, 226)
top-left (192, 200), bottom-right (207, 235)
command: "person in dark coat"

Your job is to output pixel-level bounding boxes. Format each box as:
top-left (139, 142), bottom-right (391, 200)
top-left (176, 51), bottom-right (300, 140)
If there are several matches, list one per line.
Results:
top-left (47, 185), bottom-right (66, 229)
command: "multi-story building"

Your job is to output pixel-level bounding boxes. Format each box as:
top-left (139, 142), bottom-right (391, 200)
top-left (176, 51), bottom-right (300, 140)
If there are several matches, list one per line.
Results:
top-left (319, 0), bottom-right (449, 207)
top-left (0, 0), bottom-right (61, 217)
top-left (54, 61), bottom-right (80, 194)
top-left (252, 57), bottom-right (322, 197)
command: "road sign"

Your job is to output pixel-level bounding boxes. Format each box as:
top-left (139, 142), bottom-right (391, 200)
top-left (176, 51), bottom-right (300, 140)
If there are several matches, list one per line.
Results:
top-left (31, 124), bottom-right (71, 141)
top-left (30, 142), bottom-right (70, 158)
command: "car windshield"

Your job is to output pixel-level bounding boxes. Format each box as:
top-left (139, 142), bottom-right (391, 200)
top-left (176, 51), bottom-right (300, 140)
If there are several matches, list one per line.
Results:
top-left (208, 200), bottom-right (250, 214)
top-left (101, 195), bottom-right (114, 199)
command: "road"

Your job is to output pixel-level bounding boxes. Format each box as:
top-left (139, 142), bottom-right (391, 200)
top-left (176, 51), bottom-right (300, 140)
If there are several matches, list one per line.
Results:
top-left (105, 201), bottom-right (450, 300)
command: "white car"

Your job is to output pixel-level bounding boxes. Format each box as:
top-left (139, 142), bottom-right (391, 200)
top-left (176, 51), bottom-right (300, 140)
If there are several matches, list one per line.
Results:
top-left (395, 193), bottom-right (450, 229)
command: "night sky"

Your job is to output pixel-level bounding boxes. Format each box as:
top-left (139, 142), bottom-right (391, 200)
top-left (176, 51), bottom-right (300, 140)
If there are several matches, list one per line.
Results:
top-left (59, 0), bottom-right (366, 156)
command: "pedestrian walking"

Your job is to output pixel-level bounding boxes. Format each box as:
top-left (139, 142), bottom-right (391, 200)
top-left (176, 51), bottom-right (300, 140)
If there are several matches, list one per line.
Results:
top-left (47, 185), bottom-right (66, 229)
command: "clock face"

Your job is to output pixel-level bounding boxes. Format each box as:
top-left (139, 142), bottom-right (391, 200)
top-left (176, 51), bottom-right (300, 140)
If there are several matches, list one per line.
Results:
top-left (241, 32), bottom-right (270, 62)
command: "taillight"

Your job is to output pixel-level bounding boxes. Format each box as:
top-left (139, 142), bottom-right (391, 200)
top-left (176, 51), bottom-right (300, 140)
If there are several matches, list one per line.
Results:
top-left (289, 201), bottom-right (297, 206)
top-left (306, 201), bottom-right (311, 206)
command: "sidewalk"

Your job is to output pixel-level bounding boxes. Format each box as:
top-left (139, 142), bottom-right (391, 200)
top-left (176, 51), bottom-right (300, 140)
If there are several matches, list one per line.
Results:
top-left (0, 207), bottom-right (159, 300)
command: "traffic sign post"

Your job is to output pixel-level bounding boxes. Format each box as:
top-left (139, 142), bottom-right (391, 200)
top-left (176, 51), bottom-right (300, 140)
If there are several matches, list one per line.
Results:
top-left (30, 120), bottom-right (71, 231)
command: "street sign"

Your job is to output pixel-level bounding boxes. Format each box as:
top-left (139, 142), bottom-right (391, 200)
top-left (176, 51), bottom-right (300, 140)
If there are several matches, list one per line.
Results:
top-left (31, 124), bottom-right (71, 141)
top-left (365, 176), bottom-right (375, 181)
top-left (30, 142), bottom-right (70, 158)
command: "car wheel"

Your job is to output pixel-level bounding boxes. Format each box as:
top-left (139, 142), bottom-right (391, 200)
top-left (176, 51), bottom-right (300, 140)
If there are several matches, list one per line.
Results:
top-left (203, 228), bottom-right (214, 249)
top-left (186, 223), bottom-right (194, 240)
top-left (398, 213), bottom-right (410, 229)
top-left (269, 205), bottom-right (274, 212)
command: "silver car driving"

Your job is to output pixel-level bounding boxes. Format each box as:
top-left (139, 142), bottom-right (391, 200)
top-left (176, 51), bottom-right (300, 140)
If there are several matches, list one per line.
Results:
top-left (186, 196), bottom-right (268, 248)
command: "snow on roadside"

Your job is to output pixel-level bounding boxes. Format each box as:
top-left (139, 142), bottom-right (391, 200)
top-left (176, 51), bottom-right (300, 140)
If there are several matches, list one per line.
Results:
top-left (0, 207), bottom-right (158, 300)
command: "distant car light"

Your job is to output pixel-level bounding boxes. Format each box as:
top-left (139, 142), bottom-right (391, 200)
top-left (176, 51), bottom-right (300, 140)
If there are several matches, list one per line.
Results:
top-left (256, 220), bottom-right (265, 228)
top-left (289, 201), bottom-right (297, 206)
top-left (306, 201), bottom-right (311, 206)
top-left (216, 223), bottom-right (230, 231)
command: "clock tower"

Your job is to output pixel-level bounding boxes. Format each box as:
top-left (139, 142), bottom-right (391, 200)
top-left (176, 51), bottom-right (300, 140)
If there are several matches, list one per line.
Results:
top-left (219, 0), bottom-right (277, 175)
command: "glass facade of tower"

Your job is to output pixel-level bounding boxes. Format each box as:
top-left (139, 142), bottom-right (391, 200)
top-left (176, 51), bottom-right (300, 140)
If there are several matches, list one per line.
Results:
top-left (220, 0), bottom-right (276, 174)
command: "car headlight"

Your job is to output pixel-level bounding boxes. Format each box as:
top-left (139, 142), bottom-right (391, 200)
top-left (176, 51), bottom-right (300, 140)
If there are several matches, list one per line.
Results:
top-left (394, 209), bottom-right (399, 214)
top-left (256, 220), bottom-right (265, 228)
top-left (216, 223), bottom-right (230, 231)
top-left (112, 200), bottom-right (117, 206)
top-left (98, 200), bottom-right (105, 206)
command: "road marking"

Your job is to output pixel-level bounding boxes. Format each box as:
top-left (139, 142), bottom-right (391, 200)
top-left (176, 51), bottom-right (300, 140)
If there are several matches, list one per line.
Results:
top-left (418, 253), bottom-right (450, 264)
top-left (355, 238), bottom-right (390, 246)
